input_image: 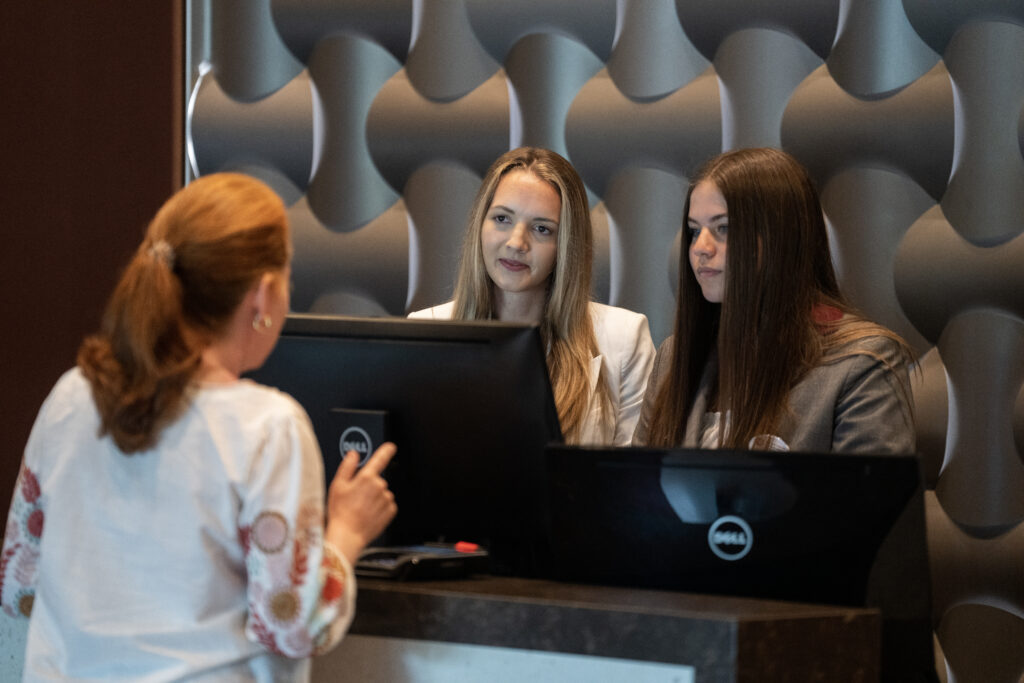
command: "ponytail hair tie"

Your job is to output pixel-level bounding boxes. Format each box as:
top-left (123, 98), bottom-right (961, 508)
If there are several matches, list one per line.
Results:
top-left (148, 239), bottom-right (175, 269)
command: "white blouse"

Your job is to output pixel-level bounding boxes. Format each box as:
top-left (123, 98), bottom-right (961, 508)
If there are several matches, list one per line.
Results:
top-left (2, 369), bottom-right (355, 682)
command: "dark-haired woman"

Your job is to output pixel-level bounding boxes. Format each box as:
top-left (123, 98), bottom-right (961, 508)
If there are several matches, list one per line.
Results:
top-left (2, 173), bottom-right (397, 681)
top-left (634, 148), bottom-right (914, 453)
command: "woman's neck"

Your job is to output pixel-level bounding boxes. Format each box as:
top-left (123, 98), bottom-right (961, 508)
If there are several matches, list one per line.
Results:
top-left (493, 288), bottom-right (546, 325)
top-left (197, 343), bottom-right (243, 385)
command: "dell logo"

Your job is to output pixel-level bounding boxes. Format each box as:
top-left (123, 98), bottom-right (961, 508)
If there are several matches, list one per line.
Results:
top-left (708, 515), bottom-right (753, 561)
top-left (339, 426), bottom-right (373, 466)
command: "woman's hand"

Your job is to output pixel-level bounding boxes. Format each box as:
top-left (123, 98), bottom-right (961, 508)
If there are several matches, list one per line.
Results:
top-left (325, 443), bottom-right (398, 565)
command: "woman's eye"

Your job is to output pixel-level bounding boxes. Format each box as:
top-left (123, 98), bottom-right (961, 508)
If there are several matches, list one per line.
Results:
top-left (492, 214), bottom-right (510, 225)
top-left (687, 226), bottom-right (700, 241)
top-left (534, 224), bottom-right (552, 236)
top-left (715, 223), bottom-right (728, 237)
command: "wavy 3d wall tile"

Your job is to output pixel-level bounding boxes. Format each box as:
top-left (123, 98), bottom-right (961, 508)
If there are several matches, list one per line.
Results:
top-left (186, 1), bottom-right (1024, 680)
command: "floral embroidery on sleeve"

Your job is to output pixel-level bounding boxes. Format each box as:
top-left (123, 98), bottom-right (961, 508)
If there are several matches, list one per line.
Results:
top-left (1, 464), bottom-right (44, 618)
top-left (240, 504), bottom-right (350, 657)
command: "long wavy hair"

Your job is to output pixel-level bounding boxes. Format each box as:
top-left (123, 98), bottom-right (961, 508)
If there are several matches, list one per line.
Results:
top-left (645, 147), bottom-right (913, 448)
top-left (77, 173), bottom-right (291, 453)
top-left (451, 147), bottom-right (610, 442)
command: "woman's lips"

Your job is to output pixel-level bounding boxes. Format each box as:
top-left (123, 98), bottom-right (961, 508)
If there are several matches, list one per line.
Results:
top-left (500, 258), bottom-right (528, 271)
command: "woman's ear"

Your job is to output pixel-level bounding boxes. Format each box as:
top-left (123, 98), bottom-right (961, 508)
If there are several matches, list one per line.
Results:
top-left (250, 272), bottom-right (276, 321)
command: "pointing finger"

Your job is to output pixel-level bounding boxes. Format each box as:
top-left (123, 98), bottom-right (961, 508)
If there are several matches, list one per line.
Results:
top-left (360, 442), bottom-right (397, 476)
top-left (336, 450), bottom-right (360, 481)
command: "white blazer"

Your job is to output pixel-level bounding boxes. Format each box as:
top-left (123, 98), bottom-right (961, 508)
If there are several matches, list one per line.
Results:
top-left (408, 301), bottom-right (656, 446)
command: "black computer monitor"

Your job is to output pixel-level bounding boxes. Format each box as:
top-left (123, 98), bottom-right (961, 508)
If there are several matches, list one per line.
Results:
top-left (246, 314), bottom-right (563, 573)
top-left (543, 446), bottom-right (936, 682)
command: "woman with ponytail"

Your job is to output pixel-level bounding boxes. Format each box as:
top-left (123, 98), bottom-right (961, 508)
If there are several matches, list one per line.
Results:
top-left (410, 147), bottom-right (656, 445)
top-left (2, 173), bottom-right (397, 681)
top-left (633, 148), bottom-right (915, 453)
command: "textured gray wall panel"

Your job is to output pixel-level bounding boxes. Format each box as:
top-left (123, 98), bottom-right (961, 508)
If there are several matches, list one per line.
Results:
top-left (674, 0), bottom-right (840, 61)
top-left (566, 68), bottom-right (722, 195)
top-left (272, 0), bottom-right (412, 64)
top-left (210, 0), bottom-right (303, 101)
top-left (366, 71), bottom-right (509, 191)
top-left (306, 35), bottom-right (401, 231)
top-left (903, 0), bottom-right (1024, 55)
top-left (716, 28), bottom-right (822, 149)
top-left (782, 63), bottom-right (954, 199)
top-left (929, 491), bottom-right (1024, 679)
top-left (606, 0), bottom-right (706, 100)
top-left (602, 167), bottom-right (687, 344)
top-left (820, 167), bottom-right (933, 351)
top-left (290, 195), bottom-right (408, 316)
top-left (465, 0), bottom-right (616, 64)
top-left (912, 349), bottom-right (950, 486)
top-left (940, 21), bottom-right (1024, 245)
top-left (505, 33), bottom-right (603, 155)
top-left (896, 207), bottom-right (1024, 343)
top-left (187, 2), bottom-right (1024, 679)
top-left (935, 311), bottom-right (1024, 528)
top-left (828, 0), bottom-right (939, 98)
top-left (406, 0), bottom-right (498, 101)
top-left (403, 162), bottom-right (481, 310)
top-left (188, 71), bottom-right (314, 190)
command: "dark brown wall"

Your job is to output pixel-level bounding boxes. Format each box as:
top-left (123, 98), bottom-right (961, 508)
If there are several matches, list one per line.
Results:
top-left (1, 3), bottom-right (182, 512)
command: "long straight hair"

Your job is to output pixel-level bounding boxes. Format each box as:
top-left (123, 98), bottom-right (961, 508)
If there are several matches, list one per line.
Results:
top-left (77, 173), bottom-right (291, 453)
top-left (451, 147), bottom-right (610, 442)
top-left (645, 147), bottom-right (912, 448)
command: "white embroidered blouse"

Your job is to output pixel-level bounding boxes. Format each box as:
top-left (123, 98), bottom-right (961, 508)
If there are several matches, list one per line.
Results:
top-left (1, 368), bottom-right (355, 682)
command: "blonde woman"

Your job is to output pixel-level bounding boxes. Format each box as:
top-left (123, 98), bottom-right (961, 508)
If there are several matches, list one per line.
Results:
top-left (411, 147), bottom-right (655, 445)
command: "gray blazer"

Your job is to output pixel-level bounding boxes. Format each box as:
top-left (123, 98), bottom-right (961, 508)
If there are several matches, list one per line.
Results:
top-left (633, 335), bottom-right (915, 454)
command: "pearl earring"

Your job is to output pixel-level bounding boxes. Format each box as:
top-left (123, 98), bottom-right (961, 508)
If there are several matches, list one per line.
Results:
top-left (252, 314), bottom-right (272, 330)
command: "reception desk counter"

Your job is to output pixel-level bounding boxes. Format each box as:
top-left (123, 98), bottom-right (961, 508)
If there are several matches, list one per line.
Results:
top-left (313, 576), bottom-right (880, 683)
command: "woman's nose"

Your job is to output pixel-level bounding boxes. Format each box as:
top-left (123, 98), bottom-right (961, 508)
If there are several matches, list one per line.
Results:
top-left (691, 228), bottom-right (715, 256)
top-left (506, 222), bottom-right (529, 252)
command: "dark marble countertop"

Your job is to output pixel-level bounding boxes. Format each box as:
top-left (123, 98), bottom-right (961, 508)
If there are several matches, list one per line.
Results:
top-left (350, 575), bottom-right (881, 683)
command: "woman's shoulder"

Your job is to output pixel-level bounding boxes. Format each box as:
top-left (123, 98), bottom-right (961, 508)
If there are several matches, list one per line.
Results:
top-left (825, 320), bottom-right (911, 364)
top-left (587, 303), bottom-right (656, 365)
top-left (55, 366), bottom-right (91, 397)
top-left (408, 301), bottom-right (455, 319)
top-left (654, 334), bottom-right (675, 355)
top-left (587, 301), bottom-right (650, 330)
top-left (849, 333), bottom-right (904, 355)
top-left (35, 367), bottom-right (95, 427)
top-left (200, 379), bottom-right (309, 425)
